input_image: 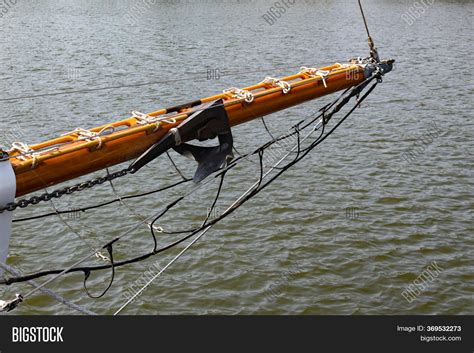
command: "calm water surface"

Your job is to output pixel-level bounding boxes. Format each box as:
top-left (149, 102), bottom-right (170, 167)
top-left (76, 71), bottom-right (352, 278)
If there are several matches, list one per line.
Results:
top-left (0, 0), bottom-right (473, 315)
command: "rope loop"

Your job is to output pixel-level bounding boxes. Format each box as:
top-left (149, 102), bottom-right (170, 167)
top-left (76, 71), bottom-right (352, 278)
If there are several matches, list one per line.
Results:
top-left (299, 67), bottom-right (330, 88)
top-left (62, 125), bottom-right (115, 150)
top-left (132, 111), bottom-right (161, 132)
top-left (223, 87), bottom-right (254, 103)
top-left (8, 142), bottom-right (40, 168)
top-left (83, 243), bottom-right (115, 299)
top-left (261, 76), bottom-right (291, 94)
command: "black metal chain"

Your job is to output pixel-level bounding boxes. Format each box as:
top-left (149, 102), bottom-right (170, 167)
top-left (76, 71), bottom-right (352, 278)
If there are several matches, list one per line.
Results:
top-left (0, 168), bottom-right (130, 213)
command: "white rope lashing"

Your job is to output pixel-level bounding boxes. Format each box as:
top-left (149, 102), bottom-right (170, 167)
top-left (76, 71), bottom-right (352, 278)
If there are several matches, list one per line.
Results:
top-left (299, 67), bottom-right (330, 88)
top-left (223, 87), bottom-right (254, 103)
top-left (261, 76), bottom-right (291, 94)
top-left (62, 125), bottom-right (115, 150)
top-left (132, 111), bottom-right (179, 132)
top-left (132, 111), bottom-right (157, 125)
top-left (8, 142), bottom-right (40, 168)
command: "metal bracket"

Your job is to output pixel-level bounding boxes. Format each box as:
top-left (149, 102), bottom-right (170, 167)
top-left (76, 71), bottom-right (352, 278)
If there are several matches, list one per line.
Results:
top-left (0, 151), bottom-right (16, 278)
top-left (129, 99), bottom-right (234, 182)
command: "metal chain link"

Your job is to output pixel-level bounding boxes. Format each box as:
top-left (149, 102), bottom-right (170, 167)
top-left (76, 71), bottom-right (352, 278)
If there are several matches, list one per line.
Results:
top-left (0, 168), bottom-right (130, 213)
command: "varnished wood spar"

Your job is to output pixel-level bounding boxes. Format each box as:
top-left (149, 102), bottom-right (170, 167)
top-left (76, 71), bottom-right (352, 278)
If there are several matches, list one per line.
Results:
top-left (11, 64), bottom-right (366, 197)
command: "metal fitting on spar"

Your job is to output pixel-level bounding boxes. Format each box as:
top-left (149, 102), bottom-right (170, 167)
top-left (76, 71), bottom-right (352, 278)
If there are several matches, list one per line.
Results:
top-left (345, 57), bottom-right (394, 83)
top-left (365, 59), bottom-right (395, 78)
top-left (12, 326), bottom-right (64, 343)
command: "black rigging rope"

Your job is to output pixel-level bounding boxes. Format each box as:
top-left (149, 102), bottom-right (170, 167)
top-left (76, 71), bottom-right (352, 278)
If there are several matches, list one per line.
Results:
top-left (12, 178), bottom-right (191, 223)
top-left (0, 73), bottom-right (381, 293)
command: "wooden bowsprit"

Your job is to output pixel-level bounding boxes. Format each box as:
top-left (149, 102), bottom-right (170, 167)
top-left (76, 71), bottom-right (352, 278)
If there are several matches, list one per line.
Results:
top-left (6, 61), bottom-right (377, 198)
